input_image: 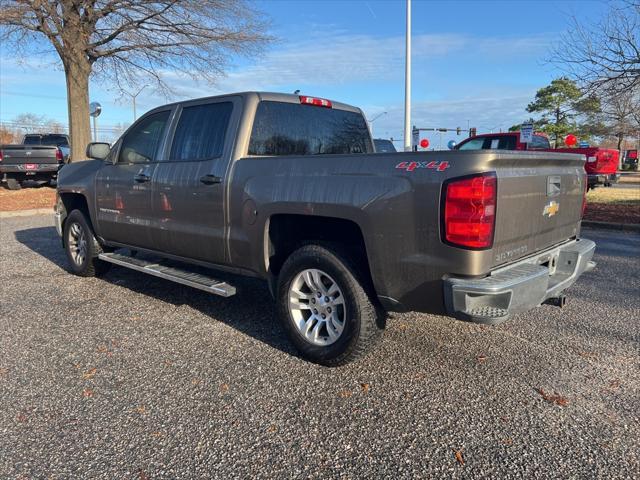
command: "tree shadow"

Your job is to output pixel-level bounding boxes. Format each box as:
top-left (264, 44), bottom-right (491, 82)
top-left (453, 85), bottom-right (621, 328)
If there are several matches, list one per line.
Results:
top-left (14, 226), bottom-right (297, 359)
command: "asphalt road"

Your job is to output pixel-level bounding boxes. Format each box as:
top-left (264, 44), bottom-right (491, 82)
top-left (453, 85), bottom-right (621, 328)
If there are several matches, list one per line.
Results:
top-left (1, 215), bottom-right (638, 479)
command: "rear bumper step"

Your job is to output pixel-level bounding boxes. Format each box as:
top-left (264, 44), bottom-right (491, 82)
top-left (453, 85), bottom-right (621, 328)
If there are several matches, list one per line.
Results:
top-left (98, 252), bottom-right (236, 297)
top-left (443, 238), bottom-right (596, 324)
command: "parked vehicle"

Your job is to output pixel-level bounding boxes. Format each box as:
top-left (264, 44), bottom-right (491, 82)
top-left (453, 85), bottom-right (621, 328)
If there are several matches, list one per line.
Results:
top-left (54, 92), bottom-right (595, 365)
top-left (456, 132), bottom-right (619, 189)
top-left (374, 138), bottom-right (397, 153)
top-left (23, 133), bottom-right (71, 161)
top-left (623, 149), bottom-right (638, 171)
top-left (0, 142), bottom-right (64, 190)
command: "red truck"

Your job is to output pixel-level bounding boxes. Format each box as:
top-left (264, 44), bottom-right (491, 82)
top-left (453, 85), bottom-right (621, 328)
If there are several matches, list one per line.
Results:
top-left (456, 132), bottom-right (619, 189)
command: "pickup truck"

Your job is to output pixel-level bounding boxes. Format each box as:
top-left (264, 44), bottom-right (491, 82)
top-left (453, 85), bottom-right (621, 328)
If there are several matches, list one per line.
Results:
top-left (456, 132), bottom-right (620, 189)
top-left (1, 141), bottom-right (64, 190)
top-left (54, 92), bottom-right (596, 366)
top-left (23, 133), bottom-right (71, 161)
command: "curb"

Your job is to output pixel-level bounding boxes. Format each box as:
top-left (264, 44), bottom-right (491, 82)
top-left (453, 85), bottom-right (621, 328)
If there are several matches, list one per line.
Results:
top-left (582, 220), bottom-right (640, 232)
top-left (0, 208), bottom-right (53, 218)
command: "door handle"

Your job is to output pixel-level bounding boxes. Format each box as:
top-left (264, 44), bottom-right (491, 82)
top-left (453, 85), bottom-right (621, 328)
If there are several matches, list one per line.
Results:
top-left (200, 174), bottom-right (222, 185)
top-left (134, 173), bottom-right (150, 183)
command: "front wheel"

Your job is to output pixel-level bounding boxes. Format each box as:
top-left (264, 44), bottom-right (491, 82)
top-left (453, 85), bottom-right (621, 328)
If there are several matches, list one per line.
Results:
top-left (277, 244), bottom-right (384, 366)
top-left (63, 209), bottom-right (111, 277)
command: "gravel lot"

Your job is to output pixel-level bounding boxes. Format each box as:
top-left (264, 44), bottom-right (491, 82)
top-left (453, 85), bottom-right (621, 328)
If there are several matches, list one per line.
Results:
top-left (1, 214), bottom-right (638, 479)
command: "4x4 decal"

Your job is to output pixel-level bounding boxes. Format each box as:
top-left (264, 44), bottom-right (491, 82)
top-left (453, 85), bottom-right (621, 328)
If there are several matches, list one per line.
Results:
top-left (395, 161), bottom-right (450, 172)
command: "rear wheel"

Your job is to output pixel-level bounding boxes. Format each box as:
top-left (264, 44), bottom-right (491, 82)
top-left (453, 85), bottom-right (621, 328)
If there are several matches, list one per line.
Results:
top-left (6, 178), bottom-right (21, 190)
top-left (63, 210), bottom-right (111, 277)
top-left (277, 244), bottom-right (384, 366)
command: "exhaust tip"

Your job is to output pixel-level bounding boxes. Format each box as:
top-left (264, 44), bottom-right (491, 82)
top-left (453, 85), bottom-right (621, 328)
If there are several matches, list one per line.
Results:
top-left (544, 295), bottom-right (567, 308)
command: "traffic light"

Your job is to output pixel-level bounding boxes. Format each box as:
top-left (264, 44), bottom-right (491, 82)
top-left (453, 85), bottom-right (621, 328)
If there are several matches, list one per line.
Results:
top-left (456, 127), bottom-right (461, 135)
top-left (469, 127), bottom-right (477, 137)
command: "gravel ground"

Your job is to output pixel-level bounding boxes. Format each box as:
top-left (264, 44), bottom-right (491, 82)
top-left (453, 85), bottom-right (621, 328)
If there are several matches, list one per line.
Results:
top-left (1, 215), bottom-right (638, 479)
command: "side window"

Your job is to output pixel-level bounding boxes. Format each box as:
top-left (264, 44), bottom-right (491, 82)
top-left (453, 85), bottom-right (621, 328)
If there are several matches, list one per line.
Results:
top-left (498, 136), bottom-right (517, 150)
top-left (169, 102), bottom-right (233, 161)
top-left (531, 135), bottom-right (550, 149)
top-left (106, 139), bottom-right (120, 164)
top-left (118, 110), bottom-right (170, 164)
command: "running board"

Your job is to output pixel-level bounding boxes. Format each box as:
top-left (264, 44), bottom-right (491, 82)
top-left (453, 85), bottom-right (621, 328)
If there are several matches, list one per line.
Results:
top-left (98, 252), bottom-right (236, 297)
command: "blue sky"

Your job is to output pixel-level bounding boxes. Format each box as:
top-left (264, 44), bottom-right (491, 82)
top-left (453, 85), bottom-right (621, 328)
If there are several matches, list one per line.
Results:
top-left (0, 0), bottom-right (610, 146)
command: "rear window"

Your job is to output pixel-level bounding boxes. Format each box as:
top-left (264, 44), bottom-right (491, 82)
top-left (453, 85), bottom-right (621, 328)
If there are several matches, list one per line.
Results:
top-left (374, 139), bottom-right (396, 153)
top-left (23, 134), bottom-right (69, 147)
top-left (23, 135), bottom-right (41, 145)
top-left (248, 101), bottom-right (373, 156)
top-left (458, 135), bottom-right (517, 150)
top-left (530, 134), bottom-right (550, 149)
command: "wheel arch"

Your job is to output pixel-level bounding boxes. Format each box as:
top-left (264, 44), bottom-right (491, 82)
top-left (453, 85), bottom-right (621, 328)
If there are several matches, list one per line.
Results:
top-left (59, 192), bottom-right (94, 244)
top-left (265, 214), bottom-right (375, 293)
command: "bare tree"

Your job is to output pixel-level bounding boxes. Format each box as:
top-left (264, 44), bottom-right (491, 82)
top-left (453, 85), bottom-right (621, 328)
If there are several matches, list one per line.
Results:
top-left (600, 85), bottom-right (640, 150)
top-left (549, 1), bottom-right (639, 96)
top-left (0, 1), bottom-right (271, 161)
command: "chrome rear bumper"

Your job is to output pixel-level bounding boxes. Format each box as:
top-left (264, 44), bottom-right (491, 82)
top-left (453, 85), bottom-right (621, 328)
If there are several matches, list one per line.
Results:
top-left (444, 238), bottom-right (596, 324)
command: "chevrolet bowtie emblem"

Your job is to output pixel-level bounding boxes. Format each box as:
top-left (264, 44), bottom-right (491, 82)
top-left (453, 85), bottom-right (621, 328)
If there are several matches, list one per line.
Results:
top-left (543, 201), bottom-right (560, 217)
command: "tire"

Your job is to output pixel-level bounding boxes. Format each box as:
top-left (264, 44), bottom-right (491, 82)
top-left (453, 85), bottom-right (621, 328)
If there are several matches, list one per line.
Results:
top-left (6, 178), bottom-right (21, 190)
top-left (277, 244), bottom-right (384, 366)
top-left (63, 209), bottom-right (111, 277)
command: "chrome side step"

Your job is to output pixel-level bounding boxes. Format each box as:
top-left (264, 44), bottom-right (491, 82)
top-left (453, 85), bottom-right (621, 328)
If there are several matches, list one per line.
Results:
top-left (98, 252), bottom-right (236, 297)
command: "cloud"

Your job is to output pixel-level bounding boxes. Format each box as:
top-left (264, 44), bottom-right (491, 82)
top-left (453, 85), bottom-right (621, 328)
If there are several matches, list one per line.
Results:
top-left (164, 31), bottom-right (551, 99)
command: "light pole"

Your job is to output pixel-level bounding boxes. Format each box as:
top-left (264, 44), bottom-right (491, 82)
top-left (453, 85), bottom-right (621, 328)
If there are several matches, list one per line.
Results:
top-left (124, 85), bottom-right (148, 121)
top-left (403, 0), bottom-right (412, 151)
top-left (368, 111), bottom-right (387, 125)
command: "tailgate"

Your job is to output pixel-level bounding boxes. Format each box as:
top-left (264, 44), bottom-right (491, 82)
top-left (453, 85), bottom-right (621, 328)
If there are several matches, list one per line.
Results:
top-left (0, 145), bottom-right (59, 165)
top-left (490, 152), bottom-right (585, 268)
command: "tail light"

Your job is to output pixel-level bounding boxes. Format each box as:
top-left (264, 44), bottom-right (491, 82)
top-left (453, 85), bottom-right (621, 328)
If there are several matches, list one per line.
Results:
top-left (55, 148), bottom-right (63, 162)
top-left (299, 96), bottom-right (332, 108)
top-left (442, 173), bottom-right (497, 249)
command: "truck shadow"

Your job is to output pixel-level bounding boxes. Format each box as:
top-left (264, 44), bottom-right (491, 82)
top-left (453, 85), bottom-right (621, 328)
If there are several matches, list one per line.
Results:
top-left (14, 226), bottom-right (297, 359)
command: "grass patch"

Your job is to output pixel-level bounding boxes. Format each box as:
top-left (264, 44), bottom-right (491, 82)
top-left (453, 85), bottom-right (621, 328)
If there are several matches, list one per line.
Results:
top-left (587, 187), bottom-right (640, 205)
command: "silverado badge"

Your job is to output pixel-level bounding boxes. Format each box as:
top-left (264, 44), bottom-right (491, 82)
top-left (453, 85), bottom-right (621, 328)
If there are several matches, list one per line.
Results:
top-left (543, 200), bottom-right (560, 217)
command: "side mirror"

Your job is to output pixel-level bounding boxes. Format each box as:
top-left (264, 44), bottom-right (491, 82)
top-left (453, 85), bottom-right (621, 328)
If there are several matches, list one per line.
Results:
top-left (86, 142), bottom-right (111, 161)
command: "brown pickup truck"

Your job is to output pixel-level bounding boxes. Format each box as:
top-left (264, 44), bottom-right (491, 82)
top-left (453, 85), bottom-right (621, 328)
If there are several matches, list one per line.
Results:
top-left (54, 92), bottom-right (596, 365)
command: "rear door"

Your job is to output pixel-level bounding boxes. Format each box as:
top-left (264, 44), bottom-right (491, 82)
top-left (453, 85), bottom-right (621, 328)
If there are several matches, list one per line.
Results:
top-left (151, 96), bottom-right (239, 264)
top-left (95, 109), bottom-right (172, 249)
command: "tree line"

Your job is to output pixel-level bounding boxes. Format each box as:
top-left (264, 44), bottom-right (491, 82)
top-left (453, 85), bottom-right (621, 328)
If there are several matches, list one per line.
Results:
top-left (510, 76), bottom-right (639, 150)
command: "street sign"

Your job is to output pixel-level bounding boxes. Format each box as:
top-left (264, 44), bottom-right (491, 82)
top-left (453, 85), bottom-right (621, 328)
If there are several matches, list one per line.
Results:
top-left (89, 102), bottom-right (102, 117)
top-left (412, 127), bottom-right (419, 149)
top-left (520, 123), bottom-right (533, 144)
top-left (579, 141), bottom-right (589, 148)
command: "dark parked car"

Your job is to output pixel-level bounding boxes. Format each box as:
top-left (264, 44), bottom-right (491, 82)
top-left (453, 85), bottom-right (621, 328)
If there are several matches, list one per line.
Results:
top-left (374, 138), bottom-right (397, 153)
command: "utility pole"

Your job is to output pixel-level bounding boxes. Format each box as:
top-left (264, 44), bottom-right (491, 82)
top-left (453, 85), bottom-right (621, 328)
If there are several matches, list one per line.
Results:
top-left (403, 0), bottom-right (412, 152)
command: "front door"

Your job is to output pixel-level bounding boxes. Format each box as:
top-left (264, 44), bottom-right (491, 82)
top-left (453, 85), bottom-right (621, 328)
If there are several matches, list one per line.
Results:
top-left (95, 109), bottom-right (172, 249)
top-left (152, 98), bottom-right (237, 265)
